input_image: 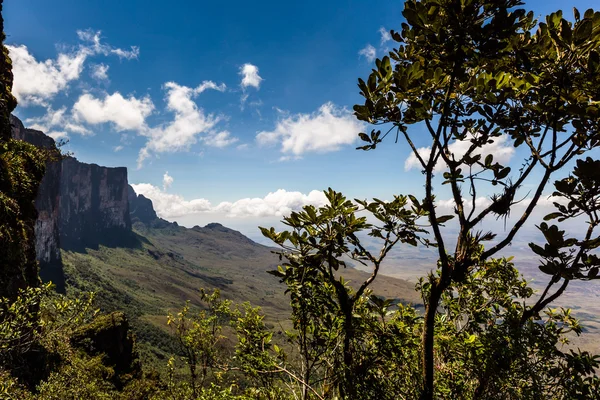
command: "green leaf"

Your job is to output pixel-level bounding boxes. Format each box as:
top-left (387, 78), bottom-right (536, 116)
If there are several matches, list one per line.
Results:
top-left (435, 215), bottom-right (455, 224)
top-left (539, 263), bottom-right (558, 275)
top-left (543, 212), bottom-right (563, 221)
top-left (574, 19), bottom-right (592, 44)
top-left (496, 167), bottom-right (511, 180)
top-left (485, 154), bottom-right (493, 167)
top-left (358, 132), bottom-right (372, 143)
top-left (530, 243), bottom-right (548, 257)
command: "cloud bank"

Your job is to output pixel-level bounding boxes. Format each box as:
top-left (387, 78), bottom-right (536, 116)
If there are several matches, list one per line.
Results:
top-left (131, 183), bottom-right (328, 219)
top-left (256, 102), bottom-right (365, 157)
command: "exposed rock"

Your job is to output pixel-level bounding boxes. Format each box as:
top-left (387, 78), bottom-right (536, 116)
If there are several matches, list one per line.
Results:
top-left (10, 115), bottom-right (63, 291)
top-left (59, 157), bottom-right (132, 251)
top-left (10, 115), bottom-right (137, 290)
top-left (128, 185), bottom-right (157, 224)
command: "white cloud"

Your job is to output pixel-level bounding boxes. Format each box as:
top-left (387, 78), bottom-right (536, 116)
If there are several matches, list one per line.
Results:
top-left (202, 130), bottom-right (239, 148)
top-left (359, 44), bottom-right (376, 62)
top-left (76, 29), bottom-right (139, 60)
top-left (72, 92), bottom-right (154, 131)
top-left (131, 183), bottom-right (328, 219)
top-left (215, 189), bottom-right (328, 218)
top-left (7, 44), bottom-right (88, 105)
top-left (256, 102), bottom-right (365, 156)
top-left (47, 131), bottom-right (69, 140)
top-left (162, 171), bottom-right (174, 190)
top-left (240, 63), bottom-right (263, 89)
top-left (404, 134), bottom-right (515, 172)
top-left (379, 27), bottom-right (392, 45)
top-left (137, 81), bottom-right (229, 167)
top-left (91, 63), bottom-right (109, 80)
top-left (131, 183), bottom-right (212, 218)
top-left (195, 81), bottom-right (227, 93)
top-left (114, 145), bottom-right (124, 152)
top-left (26, 106), bottom-right (90, 137)
top-left (8, 30), bottom-right (139, 106)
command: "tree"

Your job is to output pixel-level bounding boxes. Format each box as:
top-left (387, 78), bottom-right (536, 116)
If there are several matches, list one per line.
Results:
top-left (352, 0), bottom-right (600, 398)
top-left (262, 1), bottom-right (600, 398)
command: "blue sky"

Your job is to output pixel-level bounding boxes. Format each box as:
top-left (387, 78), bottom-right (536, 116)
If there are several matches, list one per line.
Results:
top-left (5, 0), bottom-right (599, 239)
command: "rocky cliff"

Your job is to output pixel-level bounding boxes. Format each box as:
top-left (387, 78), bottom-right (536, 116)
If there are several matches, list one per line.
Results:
top-left (59, 157), bottom-right (132, 251)
top-left (11, 115), bottom-right (64, 289)
top-left (128, 185), bottom-right (157, 224)
top-left (11, 115), bottom-right (134, 291)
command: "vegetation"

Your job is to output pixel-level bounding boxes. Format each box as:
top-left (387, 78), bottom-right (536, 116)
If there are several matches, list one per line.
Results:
top-left (351, 0), bottom-right (600, 397)
top-left (2, 0), bottom-right (600, 399)
top-left (0, 0), bottom-right (45, 300)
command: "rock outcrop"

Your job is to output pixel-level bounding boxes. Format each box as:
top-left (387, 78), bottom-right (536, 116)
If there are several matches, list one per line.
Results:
top-left (59, 157), bottom-right (132, 251)
top-left (128, 185), bottom-right (157, 224)
top-left (11, 115), bottom-right (135, 291)
top-left (71, 311), bottom-right (141, 388)
top-left (10, 116), bottom-right (63, 290)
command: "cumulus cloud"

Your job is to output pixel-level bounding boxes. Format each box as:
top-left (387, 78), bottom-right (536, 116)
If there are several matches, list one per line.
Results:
top-left (215, 189), bottom-right (328, 218)
top-left (130, 183), bottom-right (212, 218)
top-left (8, 30), bottom-right (138, 106)
top-left (359, 44), bottom-right (376, 62)
top-left (26, 106), bottom-right (90, 139)
top-left (379, 27), bottom-right (392, 45)
top-left (162, 171), bottom-right (174, 190)
top-left (404, 134), bottom-right (515, 172)
top-left (130, 184), bottom-right (328, 219)
top-left (91, 63), bottom-right (109, 81)
top-left (239, 63), bottom-right (263, 89)
top-left (256, 102), bottom-right (365, 157)
top-left (7, 44), bottom-right (88, 105)
top-left (47, 131), bottom-right (69, 140)
top-left (137, 81), bottom-right (230, 167)
top-left (72, 92), bottom-right (154, 131)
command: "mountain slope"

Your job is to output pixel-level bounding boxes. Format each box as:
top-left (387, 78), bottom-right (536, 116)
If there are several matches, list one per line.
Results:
top-left (62, 218), bottom-right (422, 361)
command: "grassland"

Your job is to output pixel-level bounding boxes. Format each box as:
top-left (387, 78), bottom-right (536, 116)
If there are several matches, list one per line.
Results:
top-left (61, 219), bottom-right (423, 368)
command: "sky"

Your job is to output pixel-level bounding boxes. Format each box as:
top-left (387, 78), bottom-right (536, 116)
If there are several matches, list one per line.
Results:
top-left (5, 0), bottom-right (600, 242)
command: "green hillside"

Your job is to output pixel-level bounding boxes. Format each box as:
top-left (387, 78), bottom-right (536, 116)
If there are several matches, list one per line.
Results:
top-left (61, 219), bottom-right (422, 365)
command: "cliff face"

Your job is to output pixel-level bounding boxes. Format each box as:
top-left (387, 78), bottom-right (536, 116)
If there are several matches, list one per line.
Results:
top-left (10, 115), bottom-right (134, 291)
top-left (59, 157), bottom-right (132, 251)
top-left (128, 185), bottom-right (157, 224)
top-left (11, 115), bottom-right (63, 289)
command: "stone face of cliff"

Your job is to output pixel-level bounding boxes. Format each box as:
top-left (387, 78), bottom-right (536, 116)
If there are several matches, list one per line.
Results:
top-left (128, 185), bottom-right (157, 224)
top-left (59, 157), bottom-right (132, 251)
top-left (11, 115), bottom-right (135, 291)
top-left (10, 115), bottom-right (64, 290)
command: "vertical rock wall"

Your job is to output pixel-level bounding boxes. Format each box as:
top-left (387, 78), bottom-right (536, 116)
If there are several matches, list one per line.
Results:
top-left (10, 115), bottom-right (64, 290)
top-left (59, 157), bottom-right (132, 251)
top-left (11, 115), bottom-right (134, 292)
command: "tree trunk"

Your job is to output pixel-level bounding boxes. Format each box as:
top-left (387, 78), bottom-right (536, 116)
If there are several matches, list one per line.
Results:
top-left (421, 282), bottom-right (443, 400)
